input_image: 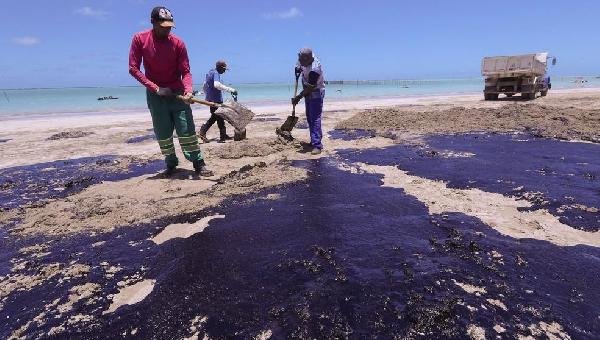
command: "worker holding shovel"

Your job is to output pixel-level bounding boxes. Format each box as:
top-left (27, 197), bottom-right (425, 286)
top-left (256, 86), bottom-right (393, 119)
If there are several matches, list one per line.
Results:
top-left (292, 47), bottom-right (325, 155)
top-left (128, 6), bottom-right (213, 177)
top-left (198, 60), bottom-right (238, 143)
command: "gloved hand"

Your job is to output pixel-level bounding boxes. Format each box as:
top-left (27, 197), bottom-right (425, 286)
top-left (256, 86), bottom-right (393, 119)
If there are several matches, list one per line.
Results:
top-left (291, 94), bottom-right (302, 106)
top-left (181, 92), bottom-right (194, 104)
top-left (295, 66), bottom-right (302, 78)
top-left (156, 87), bottom-right (173, 96)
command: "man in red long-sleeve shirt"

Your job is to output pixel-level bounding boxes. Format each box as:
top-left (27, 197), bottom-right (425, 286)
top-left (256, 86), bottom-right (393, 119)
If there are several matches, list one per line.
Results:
top-left (129, 6), bottom-right (212, 177)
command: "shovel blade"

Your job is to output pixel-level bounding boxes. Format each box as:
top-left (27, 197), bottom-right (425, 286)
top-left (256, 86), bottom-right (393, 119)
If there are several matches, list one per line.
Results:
top-left (278, 115), bottom-right (298, 132)
top-left (214, 101), bottom-right (255, 132)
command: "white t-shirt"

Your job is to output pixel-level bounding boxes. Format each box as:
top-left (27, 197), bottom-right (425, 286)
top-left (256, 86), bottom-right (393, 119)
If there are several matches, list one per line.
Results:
top-left (297, 56), bottom-right (325, 91)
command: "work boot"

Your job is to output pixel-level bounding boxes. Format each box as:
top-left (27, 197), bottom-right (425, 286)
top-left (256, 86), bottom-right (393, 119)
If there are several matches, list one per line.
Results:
top-left (198, 126), bottom-right (209, 143)
top-left (199, 133), bottom-right (209, 143)
top-left (163, 165), bottom-right (177, 177)
top-left (219, 134), bottom-right (232, 143)
top-left (311, 148), bottom-right (322, 155)
top-left (193, 159), bottom-right (214, 177)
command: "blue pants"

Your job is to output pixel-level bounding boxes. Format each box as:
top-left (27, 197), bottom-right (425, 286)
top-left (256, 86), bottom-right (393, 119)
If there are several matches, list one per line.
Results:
top-left (305, 95), bottom-right (324, 149)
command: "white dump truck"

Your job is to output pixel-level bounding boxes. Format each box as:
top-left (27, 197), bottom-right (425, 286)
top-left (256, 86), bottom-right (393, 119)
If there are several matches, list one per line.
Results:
top-left (481, 53), bottom-right (555, 100)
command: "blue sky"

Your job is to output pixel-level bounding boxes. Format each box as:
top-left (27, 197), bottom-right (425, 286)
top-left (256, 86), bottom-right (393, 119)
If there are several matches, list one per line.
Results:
top-left (2, 0), bottom-right (599, 88)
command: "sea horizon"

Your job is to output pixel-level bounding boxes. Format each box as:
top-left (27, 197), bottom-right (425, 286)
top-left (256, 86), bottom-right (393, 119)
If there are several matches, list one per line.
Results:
top-left (2, 74), bottom-right (599, 91)
top-left (1, 76), bottom-right (599, 117)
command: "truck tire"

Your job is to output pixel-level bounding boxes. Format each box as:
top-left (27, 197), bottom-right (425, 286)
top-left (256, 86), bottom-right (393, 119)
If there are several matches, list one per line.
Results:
top-left (484, 93), bottom-right (498, 101)
top-left (523, 92), bottom-right (535, 100)
top-left (540, 90), bottom-right (548, 97)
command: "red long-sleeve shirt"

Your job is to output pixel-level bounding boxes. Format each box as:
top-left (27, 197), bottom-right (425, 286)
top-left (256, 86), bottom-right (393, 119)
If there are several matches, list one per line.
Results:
top-left (128, 29), bottom-right (193, 94)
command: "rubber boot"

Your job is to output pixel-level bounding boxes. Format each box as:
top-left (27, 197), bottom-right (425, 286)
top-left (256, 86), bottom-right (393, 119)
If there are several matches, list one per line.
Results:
top-left (193, 159), bottom-right (214, 177)
top-left (198, 125), bottom-right (209, 143)
top-left (163, 165), bottom-right (177, 177)
top-left (218, 128), bottom-right (231, 143)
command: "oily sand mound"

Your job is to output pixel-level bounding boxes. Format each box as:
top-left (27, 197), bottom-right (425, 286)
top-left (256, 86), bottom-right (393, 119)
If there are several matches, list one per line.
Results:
top-left (336, 103), bottom-right (600, 142)
top-left (210, 137), bottom-right (298, 159)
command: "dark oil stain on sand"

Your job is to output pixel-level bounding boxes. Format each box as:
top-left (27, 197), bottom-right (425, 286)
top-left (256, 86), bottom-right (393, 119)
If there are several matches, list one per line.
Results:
top-left (126, 134), bottom-right (156, 144)
top-left (339, 132), bottom-right (600, 232)
top-left (0, 155), bottom-right (163, 210)
top-left (1, 133), bottom-right (599, 339)
top-left (329, 128), bottom-right (376, 141)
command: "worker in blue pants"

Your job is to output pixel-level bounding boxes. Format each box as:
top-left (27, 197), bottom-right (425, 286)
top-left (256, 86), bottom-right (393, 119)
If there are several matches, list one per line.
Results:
top-left (291, 47), bottom-right (325, 155)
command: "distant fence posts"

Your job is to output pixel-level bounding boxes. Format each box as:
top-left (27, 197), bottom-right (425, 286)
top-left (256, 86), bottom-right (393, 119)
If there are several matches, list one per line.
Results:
top-left (324, 79), bottom-right (430, 87)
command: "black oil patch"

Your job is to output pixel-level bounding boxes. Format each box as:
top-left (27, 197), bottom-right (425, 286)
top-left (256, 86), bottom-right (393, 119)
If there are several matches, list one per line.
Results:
top-left (126, 134), bottom-right (156, 144)
top-left (329, 129), bottom-right (376, 141)
top-left (0, 156), bottom-right (163, 210)
top-left (3, 156), bottom-right (595, 338)
top-left (253, 117), bottom-right (282, 122)
top-left (338, 133), bottom-right (600, 232)
top-left (2, 134), bottom-right (600, 338)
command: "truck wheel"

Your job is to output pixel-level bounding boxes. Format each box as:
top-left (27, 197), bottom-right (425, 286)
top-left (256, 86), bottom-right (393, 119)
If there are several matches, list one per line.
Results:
top-left (484, 93), bottom-right (498, 101)
top-left (540, 90), bottom-right (548, 97)
top-left (523, 93), bottom-right (535, 100)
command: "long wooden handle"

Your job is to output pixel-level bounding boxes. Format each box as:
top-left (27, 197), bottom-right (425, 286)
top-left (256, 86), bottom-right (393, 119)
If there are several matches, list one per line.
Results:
top-left (292, 75), bottom-right (300, 116)
top-left (293, 75), bottom-right (300, 97)
top-left (176, 95), bottom-right (222, 108)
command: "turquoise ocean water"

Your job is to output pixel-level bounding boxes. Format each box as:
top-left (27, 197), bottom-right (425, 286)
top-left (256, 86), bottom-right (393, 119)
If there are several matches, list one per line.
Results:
top-left (1, 77), bottom-right (598, 117)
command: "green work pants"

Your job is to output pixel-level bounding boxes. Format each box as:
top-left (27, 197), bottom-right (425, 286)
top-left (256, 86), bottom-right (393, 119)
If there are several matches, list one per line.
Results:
top-left (146, 90), bottom-right (202, 168)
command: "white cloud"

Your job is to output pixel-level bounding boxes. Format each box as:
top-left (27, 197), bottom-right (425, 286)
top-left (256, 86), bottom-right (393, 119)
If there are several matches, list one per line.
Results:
top-left (262, 7), bottom-right (302, 20)
top-left (75, 6), bottom-right (108, 19)
top-left (12, 37), bottom-right (40, 46)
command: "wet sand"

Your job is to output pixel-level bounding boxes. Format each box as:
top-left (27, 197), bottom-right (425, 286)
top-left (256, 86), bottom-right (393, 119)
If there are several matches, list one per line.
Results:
top-left (1, 89), bottom-right (599, 338)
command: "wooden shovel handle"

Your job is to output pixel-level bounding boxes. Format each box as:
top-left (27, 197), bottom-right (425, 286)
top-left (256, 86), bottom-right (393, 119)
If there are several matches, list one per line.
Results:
top-left (176, 95), bottom-right (221, 108)
top-left (292, 74), bottom-right (300, 117)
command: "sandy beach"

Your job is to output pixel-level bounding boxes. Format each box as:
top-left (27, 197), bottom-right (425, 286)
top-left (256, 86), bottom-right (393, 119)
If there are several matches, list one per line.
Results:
top-left (1, 89), bottom-right (599, 338)
top-left (7, 0), bottom-right (600, 337)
